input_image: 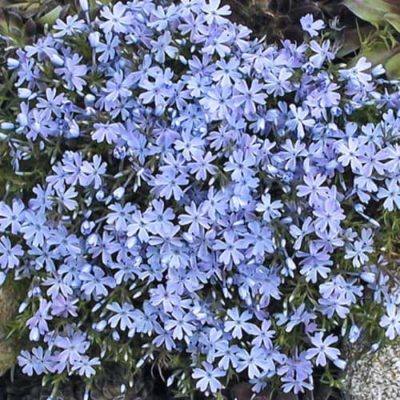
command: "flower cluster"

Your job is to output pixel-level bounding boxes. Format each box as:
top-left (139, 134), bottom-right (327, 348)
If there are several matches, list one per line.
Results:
top-left (2, 0), bottom-right (400, 396)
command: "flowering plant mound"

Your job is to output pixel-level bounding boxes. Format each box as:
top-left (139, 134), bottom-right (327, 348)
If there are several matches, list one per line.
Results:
top-left (2, 0), bottom-right (400, 397)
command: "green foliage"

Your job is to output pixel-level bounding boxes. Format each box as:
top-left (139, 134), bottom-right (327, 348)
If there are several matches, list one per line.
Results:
top-left (343, 0), bottom-right (400, 28)
top-left (340, 0), bottom-right (400, 78)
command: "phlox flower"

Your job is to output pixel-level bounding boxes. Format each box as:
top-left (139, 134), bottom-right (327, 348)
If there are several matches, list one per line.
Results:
top-left (300, 14), bottom-right (325, 37)
top-left (380, 303), bottom-right (400, 340)
top-left (224, 308), bottom-right (258, 339)
top-left (100, 2), bottom-right (133, 34)
top-left (305, 332), bottom-right (340, 367)
top-left (192, 362), bottom-right (225, 394)
top-left (6, 0), bottom-right (400, 396)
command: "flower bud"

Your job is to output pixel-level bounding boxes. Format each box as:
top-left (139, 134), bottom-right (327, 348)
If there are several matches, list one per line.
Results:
top-left (7, 58), bottom-right (20, 69)
top-left (344, 103), bottom-right (354, 115)
top-left (286, 257), bottom-right (296, 272)
top-left (360, 271), bottom-right (376, 284)
top-left (167, 376), bottom-right (175, 387)
top-left (17, 112), bottom-right (28, 127)
top-left (49, 53), bottom-right (64, 67)
top-left (84, 94), bottom-right (96, 107)
top-left (266, 164), bottom-right (278, 175)
top-left (18, 88), bottom-right (33, 99)
top-left (29, 327), bottom-right (40, 342)
top-left (81, 220), bottom-right (95, 235)
top-left (96, 189), bottom-right (105, 201)
top-left (136, 358), bottom-right (145, 368)
top-left (349, 324), bottom-right (361, 344)
top-left (87, 233), bottom-right (98, 247)
top-left (95, 320), bottom-right (107, 332)
top-left (68, 120), bottom-right (80, 138)
top-left (371, 343), bottom-right (380, 352)
top-left (128, 34), bottom-right (138, 44)
top-left (178, 55), bottom-right (187, 65)
top-left (113, 146), bottom-right (126, 159)
top-left (92, 301), bottom-right (104, 313)
top-left (155, 105), bottom-right (164, 116)
top-left (331, 107), bottom-right (342, 117)
top-left (89, 32), bottom-right (100, 48)
top-left (63, 100), bottom-right (73, 113)
top-left (0, 122), bottom-right (14, 130)
top-left (18, 301), bottom-right (29, 313)
top-left (372, 64), bottom-right (385, 77)
top-left (79, 0), bottom-right (89, 12)
top-left (113, 186), bottom-right (125, 200)
top-left (354, 203), bottom-right (365, 213)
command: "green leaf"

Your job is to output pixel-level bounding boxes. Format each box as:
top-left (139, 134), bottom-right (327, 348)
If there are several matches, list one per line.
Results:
top-left (336, 26), bottom-right (374, 58)
top-left (384, 12), bottom-right (400, 32)
top-left (359, 40), bottom-right (395, 65)
top-left (38, 5), bottom-right (62, 26)
top-left (343, 0), bottom-right (400, 26)
top-left (384, 52), bottom-right (400, 78)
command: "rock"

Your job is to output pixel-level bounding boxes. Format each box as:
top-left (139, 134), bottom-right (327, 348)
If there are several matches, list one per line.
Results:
top-left (0, 278), bottom-right (27, 376)
top-left (346, 340), bottom-right (400, 400)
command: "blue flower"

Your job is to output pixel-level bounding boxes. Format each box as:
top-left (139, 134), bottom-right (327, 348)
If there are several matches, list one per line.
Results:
top-left (55, 330), bottom-right (89, 365)
top-left (377, 179), bottom-right (400, 211)
top-left (233, 79), bottom-right (266, 116)
top-left (100, 2), bottom-right (133, 34)
top-left (0, 236), bottom-right (23, 270)
top-left (236, 346), bottom-right (273, 379)
top-left (224, 308), bottom-right (257, 339)
top-left (297, 173), bottom-right (328, 206)
top-left (165, 309), bottom-right (195, 340)
top-left (79, 155), bottom-right (107, 189)
top-left (380, 304), bottom-right (400, 340)
top-left (95, 33), bottom-right (120, 63)
top-left (53, 15), bottom-right (86, 38)
top-left (51, 295), bottom-right (78, 318)
top-left (21, 211), bottom-right (50, 248)
top-left (107, 302), bottom-right (135, 331)
top-left (300, 14), bottom-right (325, 37)
top-left (214, 232), bottom-right (247, 266)
top-left (18, 347), bottom-right (51, 376)
top-left (26, 299), bottom-right (52, 341)
top-left (179, 202), bottom-right (210, 236)
top-left (151, 31), bottom-right (178, 64)
top-left (55, 54), bottom-right (87, 92)
top-left (192, 362), bottom-right (225, 394)
top-left (5, 0), bottom-right (400, 395)
top-left (256, 193), bottom-right (283, 222)
top-left (80, 266), bottom-right (116, 298)
top-left (281, 374), bottom-right (313, 394)
top-left (153, 170), bottom-right (188, 201)
top-left (286, 105), bottom-right (315, 139)
top-left (0, 200), bottom-right (25, 234)
top-left (71, 356), bottom-right (100, 378)
top-left (305, 332), bottom-right (341, 367)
